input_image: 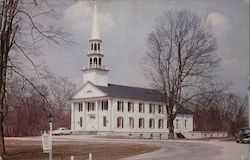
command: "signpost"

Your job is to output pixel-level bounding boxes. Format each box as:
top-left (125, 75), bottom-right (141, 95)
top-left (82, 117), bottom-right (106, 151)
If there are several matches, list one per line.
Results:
top-left (42, 113), bottom-right (54, 160)
top-left (42, 131), bottom-right (51, 153)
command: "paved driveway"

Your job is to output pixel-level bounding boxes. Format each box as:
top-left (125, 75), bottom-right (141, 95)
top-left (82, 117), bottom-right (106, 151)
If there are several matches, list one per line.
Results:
top-left (8, 135), bottom-right (250, 160)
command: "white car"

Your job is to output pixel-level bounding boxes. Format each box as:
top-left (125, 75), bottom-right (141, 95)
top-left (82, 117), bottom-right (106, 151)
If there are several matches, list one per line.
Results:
top-left (52, 127), bottom-right (72, 135)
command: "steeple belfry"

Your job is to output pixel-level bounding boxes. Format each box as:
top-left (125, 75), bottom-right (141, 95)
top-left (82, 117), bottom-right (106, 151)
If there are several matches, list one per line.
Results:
top-left (82, 1), bottom-right (109, 86)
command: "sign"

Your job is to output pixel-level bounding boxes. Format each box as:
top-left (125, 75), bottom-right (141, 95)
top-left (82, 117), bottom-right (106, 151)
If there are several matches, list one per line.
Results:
top-left (42, 132), bottom-right (51, 153)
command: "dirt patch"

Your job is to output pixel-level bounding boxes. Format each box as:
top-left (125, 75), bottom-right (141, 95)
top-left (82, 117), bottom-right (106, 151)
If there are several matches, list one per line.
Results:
top-left (3, 140), bottom-right (159, 160)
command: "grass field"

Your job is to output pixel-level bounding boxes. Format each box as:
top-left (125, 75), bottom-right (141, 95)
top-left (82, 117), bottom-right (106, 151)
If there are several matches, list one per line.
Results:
top-left (3, 140), bottom-right (159, 160)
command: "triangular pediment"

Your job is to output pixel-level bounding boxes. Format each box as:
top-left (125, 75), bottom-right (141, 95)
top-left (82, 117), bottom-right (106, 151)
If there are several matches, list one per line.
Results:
top-left (72, 81), bottom-right (107, 99)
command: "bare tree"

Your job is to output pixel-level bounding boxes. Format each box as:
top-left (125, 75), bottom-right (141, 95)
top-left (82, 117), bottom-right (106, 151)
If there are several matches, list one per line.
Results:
top-left (4, 75), bottom-right (76, 137)
top-left (5, 77), bottom-right (50, 136)
top-left (145, 10), bottom-right (220, 139)
top-left (227, 94), bottom-right (248, 133)
top-left (47, 75), bottom-right (76, 129)
top-left (0, 0), bottom-right (66, 155)
top-left (193, 92), bottom-right (248, 133)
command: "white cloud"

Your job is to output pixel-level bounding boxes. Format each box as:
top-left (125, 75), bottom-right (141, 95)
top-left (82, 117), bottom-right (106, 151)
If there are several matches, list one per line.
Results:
top-left (207, 12), bottom-right (230, 34)
top-left (64, 1), bottom-right (115, 35)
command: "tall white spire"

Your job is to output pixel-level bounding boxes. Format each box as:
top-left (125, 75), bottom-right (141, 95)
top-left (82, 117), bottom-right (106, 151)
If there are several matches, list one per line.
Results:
top-left (82, 1), bottom-right (109, 87)
top-left (91, 1), bottom-right (100, 40)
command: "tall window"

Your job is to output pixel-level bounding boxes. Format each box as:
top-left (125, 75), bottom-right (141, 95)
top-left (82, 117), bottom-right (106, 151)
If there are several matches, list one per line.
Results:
top-left (90, 58), bottom-right (92, 65)
top-left (158, 119), bottom-right (164, 129)
top-left (78, 103), bottom-right (83, 112)
top-left (117, 101), bottom-right (124, 112)
top-left (94, 57), bottom-right (97, 64)
top-left (176, 119), bottom-right (179, 129)
top-left (79, 117), bottom-right (83, 127)
top-left (139, 118), bottom-right (145, 128)
top-left (103, 116), bottom-right (107, 127)
top-left (158, 105), bottom-right (164, 114)
top-left (129, 117), bottom-right (134, 128)
top-left (149, 118), bottom-right (155, 128)
top-left (102, 101), bottom-right (108, 111)
top-left (139, 103), bottom-right (145, 113)
top-left (94, 43), bottom-right (97, 51)
top-left (87, 102), bottom-right (95, 112)
top-left (184, 120), bottom-right (187, 128)
top-left (128, 102), bottom-right (134, 112)
top-left (98, 43), bottom-right (100, 51)
top-left (117, 117), bottom-right (124, 128)
top-left (149, 104), bottom-right (155, 113)
top-left (99, 58), bottom-right (101, 65)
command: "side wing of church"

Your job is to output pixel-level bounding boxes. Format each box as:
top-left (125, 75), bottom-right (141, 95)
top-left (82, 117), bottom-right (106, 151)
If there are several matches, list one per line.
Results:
top-left (70, 2), bottom-right (193, 139)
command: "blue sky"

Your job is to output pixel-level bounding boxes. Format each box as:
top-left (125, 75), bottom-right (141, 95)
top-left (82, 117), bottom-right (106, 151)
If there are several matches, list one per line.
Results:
top-left (40, 0), bottom-right (249, 95)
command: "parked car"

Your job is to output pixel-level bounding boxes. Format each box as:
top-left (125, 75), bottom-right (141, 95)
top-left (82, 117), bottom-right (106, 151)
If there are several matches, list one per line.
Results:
top-left (52, 127), bottom-right (72, 135)
top-left (235, 128), bottom-right (250, 143)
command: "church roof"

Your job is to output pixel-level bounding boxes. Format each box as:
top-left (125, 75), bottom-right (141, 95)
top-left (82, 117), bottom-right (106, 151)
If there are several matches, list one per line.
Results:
top-left (96, 83), bottom-right (164, 102)
top-left (95, 83), bottom-right (193, 115)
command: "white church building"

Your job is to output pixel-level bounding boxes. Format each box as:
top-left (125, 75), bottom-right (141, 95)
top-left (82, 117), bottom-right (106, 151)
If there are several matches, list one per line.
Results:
top-left (70, 3), bottom-right (193, 139)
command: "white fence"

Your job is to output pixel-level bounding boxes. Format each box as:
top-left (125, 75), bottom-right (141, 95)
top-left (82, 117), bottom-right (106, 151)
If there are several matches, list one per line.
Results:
top-left (181, 131), bottom-right (228, 139)
top-left (70, 153), bottom-right (92, 160)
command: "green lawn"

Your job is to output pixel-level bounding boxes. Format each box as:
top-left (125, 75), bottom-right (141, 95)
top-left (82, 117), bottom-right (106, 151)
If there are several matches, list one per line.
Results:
top-left (3, 140), bottom-right (159, 160)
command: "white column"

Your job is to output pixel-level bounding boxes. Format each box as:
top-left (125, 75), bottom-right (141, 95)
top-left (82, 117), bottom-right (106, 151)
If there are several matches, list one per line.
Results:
top-left (85, 102), bottom-right (88, 130)
top-left (109, 99), bottom-right (113, 131)
top-left (71, 102), bottom-right (75, 131)
top-left (82, 101), bottom-right (86, 130)
top-left (96, 100), bottom-right (99, 131)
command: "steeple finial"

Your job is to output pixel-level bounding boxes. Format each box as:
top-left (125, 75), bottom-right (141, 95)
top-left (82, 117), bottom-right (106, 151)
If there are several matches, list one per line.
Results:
top-left (91, 1), bottom-right (100, 40)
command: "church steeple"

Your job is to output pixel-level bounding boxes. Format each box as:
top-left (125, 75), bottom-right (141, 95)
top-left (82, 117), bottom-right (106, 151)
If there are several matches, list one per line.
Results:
top-left (82, 1), bottom-right (109, 86)
top-left (91, 2), bottom-right (100, 40)
top-left (88, 1), bottom-right (103, 69)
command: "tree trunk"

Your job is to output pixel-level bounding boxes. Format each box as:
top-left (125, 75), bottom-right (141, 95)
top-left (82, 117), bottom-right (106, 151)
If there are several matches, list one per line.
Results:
top-left (168, 116), bottom-right (175, 139)
top-left (0, 112), bottom-right (6, 155)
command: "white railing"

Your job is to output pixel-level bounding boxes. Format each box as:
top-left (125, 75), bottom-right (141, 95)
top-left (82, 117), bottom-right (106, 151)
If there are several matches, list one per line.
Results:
top-left (84, 65), bottom-right (108, 70)
top-left (88, 50), bottom-right (104, 55)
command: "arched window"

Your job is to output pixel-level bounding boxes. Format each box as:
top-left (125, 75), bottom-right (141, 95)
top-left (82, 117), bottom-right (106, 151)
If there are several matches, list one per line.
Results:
top-left (129, 117), bottom-right (134, 128)
top-left (158, 119), bottom-right (163, 129)
top-left (90, 58), bottom-right (92, 65)
top-left (94, 43), bottom-right (97, 51)
top-left (94, 58), bottom-right (97, 64)
top-left (91, 43), bottom-right (93, 50)
top-left (139, 118), bottom-right (144, 129)
top-left (99, 58), bottom-right (101, 65)
top-left (117, 117), bottom-right (124, 128)
top-left (149, 118), bottom-right (155, 129)
top-left (98, 43), bottom-right (100, 51)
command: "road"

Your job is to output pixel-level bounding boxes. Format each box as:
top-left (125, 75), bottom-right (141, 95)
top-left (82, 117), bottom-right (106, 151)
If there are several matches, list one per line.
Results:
top-left (7, 135), bottom-right (250, 160)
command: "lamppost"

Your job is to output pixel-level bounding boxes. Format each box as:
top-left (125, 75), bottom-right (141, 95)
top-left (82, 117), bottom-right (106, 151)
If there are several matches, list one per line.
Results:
top-left (48, 113), bottom-right (54, 160)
